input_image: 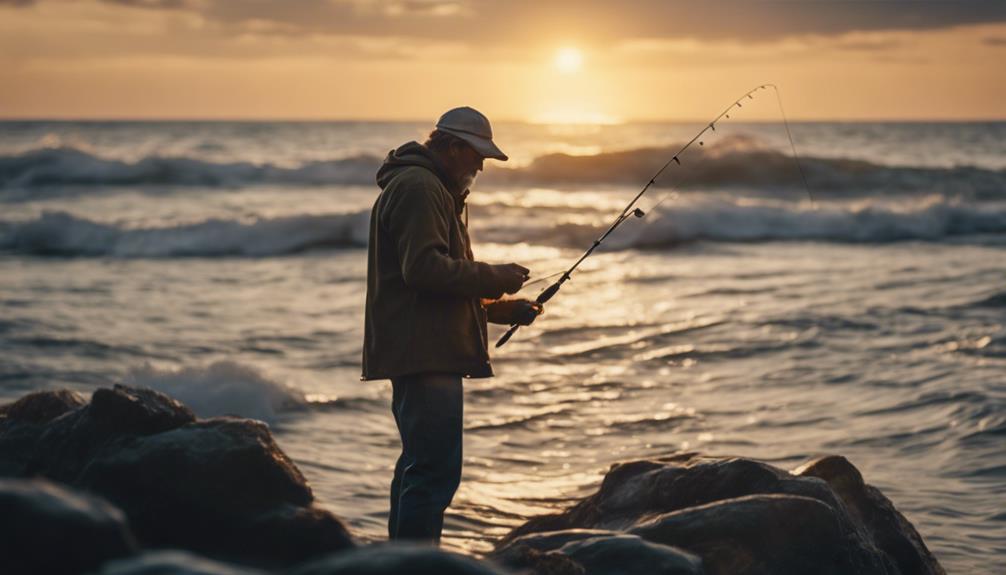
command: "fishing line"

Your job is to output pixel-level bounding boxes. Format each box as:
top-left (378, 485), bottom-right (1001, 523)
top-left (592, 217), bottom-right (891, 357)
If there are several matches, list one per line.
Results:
top-left (519, 270), bottom-right (566, 290)
top-left (498, 84), bottom-right (814, 347)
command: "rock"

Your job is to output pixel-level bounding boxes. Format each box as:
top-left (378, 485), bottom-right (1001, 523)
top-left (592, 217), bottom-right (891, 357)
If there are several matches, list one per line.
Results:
top-left (492, 544), bottom-right (586, 575)
top-left (78, 418), bottom-right (313, 520)
top-left (0, 385), bottom-right (353, 567)
top-left (0, 478), bottom-right (137, 575)
top-left (498, 453), bottom-right (944, 575)
top-left (0, 388), bottom-right (87, 423)
top-left (89, 385), bottom-right (197, 436)
top-left (286, 543), bottom-right (511, 575)
top-left (5, 385), bottom-right (197, 482)
top-left (0, 389), bottom-right (88, 475)
top-left (492, 529), bottom-right (704, 575)
top-left (794, 455), bottom-right (946, 575)
top-left (500, 453), bottom-right (844, 541)
top-left (98, 550), bottom-right (266, 575)
top-left (497, 529), bottom-right (623, 553)
top-left (558, 534), bottom-right (703, 575)
top-left (630, 494), bottom-right (888, 574)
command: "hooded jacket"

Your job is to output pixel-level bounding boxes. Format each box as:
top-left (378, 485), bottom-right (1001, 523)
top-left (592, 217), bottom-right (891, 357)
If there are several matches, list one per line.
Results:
top-left (362, 142), bottom-right (506, 380)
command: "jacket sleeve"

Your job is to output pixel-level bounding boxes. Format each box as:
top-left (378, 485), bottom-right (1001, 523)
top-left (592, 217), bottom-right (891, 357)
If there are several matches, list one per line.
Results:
top-left (383, 178), bottom-right (504, 299)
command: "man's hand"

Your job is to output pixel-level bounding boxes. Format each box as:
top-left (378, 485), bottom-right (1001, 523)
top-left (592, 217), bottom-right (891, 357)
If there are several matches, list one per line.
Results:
top-left (489, 263), bottom-right (530, 295)
top-left (485, 299), bottom-right (544, 326)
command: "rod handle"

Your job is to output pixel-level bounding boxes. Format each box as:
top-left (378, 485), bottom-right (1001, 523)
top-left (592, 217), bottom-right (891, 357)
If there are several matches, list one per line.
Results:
top-left (495, 324), bottom-right (520, 348)
top-left (536, 280), bottom-right (563, 304)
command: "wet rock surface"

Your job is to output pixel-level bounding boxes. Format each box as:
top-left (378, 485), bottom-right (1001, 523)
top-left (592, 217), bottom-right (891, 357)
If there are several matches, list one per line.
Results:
top-left (494, 452), bottom-right (945, 575)
top-left (0, 478), bottom-right (138, 575)
top-left (0, 385), bottom-right (352, 567)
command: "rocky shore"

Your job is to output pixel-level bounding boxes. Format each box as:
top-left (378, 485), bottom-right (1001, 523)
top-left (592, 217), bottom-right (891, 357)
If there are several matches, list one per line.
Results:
top-left (0, 385), bottom-right (945, 574)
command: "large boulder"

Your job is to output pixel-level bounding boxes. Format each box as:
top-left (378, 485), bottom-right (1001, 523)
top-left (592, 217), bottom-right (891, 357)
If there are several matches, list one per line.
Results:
top-left (0, 385), bottom-right (196, 482)
top-left (630, 494), bottom-right (887, 574)
top-left (0, 478), bottom-right (138, 575)
top-left (0, 385), bottom-right (353, 567)
top-left (496, 453), bottom-right (945, 575)
top-left (794, 455), bottom-right (944, 575)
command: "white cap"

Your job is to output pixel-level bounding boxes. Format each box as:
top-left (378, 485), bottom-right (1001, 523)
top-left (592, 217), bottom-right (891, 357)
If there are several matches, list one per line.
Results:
top-left (435, 106), bottom-right (508, 161)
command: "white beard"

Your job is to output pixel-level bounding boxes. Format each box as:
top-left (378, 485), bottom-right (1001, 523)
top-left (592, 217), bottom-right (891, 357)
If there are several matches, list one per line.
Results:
top-left (458, 171), bottom-right (478, 191)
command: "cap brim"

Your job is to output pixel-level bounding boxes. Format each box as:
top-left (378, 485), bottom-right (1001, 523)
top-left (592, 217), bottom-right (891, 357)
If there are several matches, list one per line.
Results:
top-left (438, 127), bottom-right (508, 161)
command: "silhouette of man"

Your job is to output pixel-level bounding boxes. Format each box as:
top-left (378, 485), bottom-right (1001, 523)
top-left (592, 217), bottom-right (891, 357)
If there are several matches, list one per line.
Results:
top-left (362, 107), bottom-right (542, 543)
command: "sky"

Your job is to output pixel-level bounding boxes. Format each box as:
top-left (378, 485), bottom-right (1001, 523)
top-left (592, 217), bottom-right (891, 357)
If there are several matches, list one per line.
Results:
top-left (1, 0), bottom-right (1005, 121)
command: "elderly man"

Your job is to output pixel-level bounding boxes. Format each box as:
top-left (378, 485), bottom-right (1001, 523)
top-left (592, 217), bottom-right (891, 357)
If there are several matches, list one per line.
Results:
top-left (362, 106), bottom-right (542, 543)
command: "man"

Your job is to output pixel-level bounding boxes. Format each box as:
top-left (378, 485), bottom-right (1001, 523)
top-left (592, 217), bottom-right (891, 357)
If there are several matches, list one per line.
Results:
top-left (362, 106), bottom-right (542, 543)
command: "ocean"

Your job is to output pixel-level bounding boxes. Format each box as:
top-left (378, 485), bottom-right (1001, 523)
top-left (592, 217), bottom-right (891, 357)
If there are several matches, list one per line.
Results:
top-left (1, 118), bottom-right (1003, 572)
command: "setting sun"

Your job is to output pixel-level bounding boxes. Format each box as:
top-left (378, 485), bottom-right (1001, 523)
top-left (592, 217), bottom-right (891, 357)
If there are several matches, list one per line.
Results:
top-left (554, 47), bottom-right (583, 74)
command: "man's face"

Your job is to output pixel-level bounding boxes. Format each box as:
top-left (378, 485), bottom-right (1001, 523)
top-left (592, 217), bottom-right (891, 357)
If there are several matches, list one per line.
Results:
top-left (448, 142), bottom-right (484, 191)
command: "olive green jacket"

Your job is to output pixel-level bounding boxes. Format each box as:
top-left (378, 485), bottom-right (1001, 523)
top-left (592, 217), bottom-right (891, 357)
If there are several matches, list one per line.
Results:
top-left (362, 142), bottom-right (505, 381)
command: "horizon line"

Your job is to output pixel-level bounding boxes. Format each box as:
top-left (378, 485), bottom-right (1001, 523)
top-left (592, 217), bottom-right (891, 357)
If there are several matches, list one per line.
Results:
top-left (1, 116), bottom-right (1004, 124)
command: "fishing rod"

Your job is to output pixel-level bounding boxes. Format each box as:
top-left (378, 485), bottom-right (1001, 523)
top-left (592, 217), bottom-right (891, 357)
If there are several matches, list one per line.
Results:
top-left (496, 84), bottom-right (812, 348)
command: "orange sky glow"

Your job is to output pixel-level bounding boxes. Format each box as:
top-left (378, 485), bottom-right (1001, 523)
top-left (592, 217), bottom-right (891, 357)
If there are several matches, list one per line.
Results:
top-left (1, 0), bottom-right (1004, 122)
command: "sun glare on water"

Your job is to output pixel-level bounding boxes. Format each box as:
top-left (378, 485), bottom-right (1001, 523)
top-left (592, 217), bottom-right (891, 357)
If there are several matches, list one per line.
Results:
top-left (554, 47), bottom-right (583, 74)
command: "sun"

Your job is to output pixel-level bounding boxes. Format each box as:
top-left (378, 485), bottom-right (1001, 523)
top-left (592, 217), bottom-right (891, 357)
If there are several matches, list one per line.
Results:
top-left (554, 47), bottom-right (583, 74)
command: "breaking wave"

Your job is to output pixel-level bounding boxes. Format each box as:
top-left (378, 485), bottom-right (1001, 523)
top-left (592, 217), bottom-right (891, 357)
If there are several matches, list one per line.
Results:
top-left (0, 210), bottom-right (369, 257)
top-left (487, 135), bottom-right (1005, 198)
top-left (2, 137), bottom-right (1003, 198)
top-left (2, 198), bottom-right (1003, 258)
top-left (126, 361), bottom-right (306, 423)
top-left (477, 196), bottom-right (1006, 248)
top-left (0, 146), bottom-right (381, 188)
top-left (619, 196), bottom-right (1006, 247)
top-left (125, 361), bottom-right (378, 422)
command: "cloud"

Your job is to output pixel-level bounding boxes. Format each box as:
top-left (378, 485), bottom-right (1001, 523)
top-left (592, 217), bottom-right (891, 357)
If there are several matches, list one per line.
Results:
top-left (7, 0), bottom-right (1005, 43)
top-left (200, 1), bottom-right (1006, 43)
top-left (834, 39), bottom-right (902, 52)
top-left (105, 0), bottom-right (191, 8)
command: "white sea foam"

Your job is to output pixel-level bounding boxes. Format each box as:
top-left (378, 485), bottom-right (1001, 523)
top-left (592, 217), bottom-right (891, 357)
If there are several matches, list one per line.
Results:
top-left (125, 361), bottom-right (305, 422)
top-left (0, 146), bottom-right (380, 188)
top-left (2, 141), bottom-right (1003, 196)
top-left (1, 197), bottom-right (1004, 258)
top-left (475, 195), bottom-right (1006, 248)
top-left (623, 196), bottom-right (1006, 247)
top-left (0, 210), bottom-right (370, 257)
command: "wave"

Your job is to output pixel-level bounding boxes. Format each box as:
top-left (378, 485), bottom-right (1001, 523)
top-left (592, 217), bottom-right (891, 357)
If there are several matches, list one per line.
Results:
top-left (124, 360), bottom-right (378, 422)
top-left (2, 137), bottom-right (1004, 197)
top-left (3, 196), bottom-right (1005, 259)
top-left (616, 196), bottom-right (1006, 247)
top-left (970, 291), bottom-right (1006, 308)
top-left (125, 361), bottom-right (307, 422)
top-left (0, 210), bottom-right (369, 257)
top-left (489, 134), bottom-right (1006, 197)
top-left (473, 195), bottom-right (1006, 248)
top-left (0, 145), bottom-right (381, 188)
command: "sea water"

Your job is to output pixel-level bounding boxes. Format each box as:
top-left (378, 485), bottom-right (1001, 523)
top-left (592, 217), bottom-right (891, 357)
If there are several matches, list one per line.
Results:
top-left (1, 118), bottom-right (1003, 572)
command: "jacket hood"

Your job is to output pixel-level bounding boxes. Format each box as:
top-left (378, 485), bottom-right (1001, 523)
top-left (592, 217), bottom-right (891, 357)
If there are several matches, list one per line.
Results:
top-left (376, 141), bottom-right (468, 212)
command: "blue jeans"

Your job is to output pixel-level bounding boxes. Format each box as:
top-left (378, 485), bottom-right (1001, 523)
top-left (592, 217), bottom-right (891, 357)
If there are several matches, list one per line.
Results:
top-left (389, 373), bottom-right (463, 542)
